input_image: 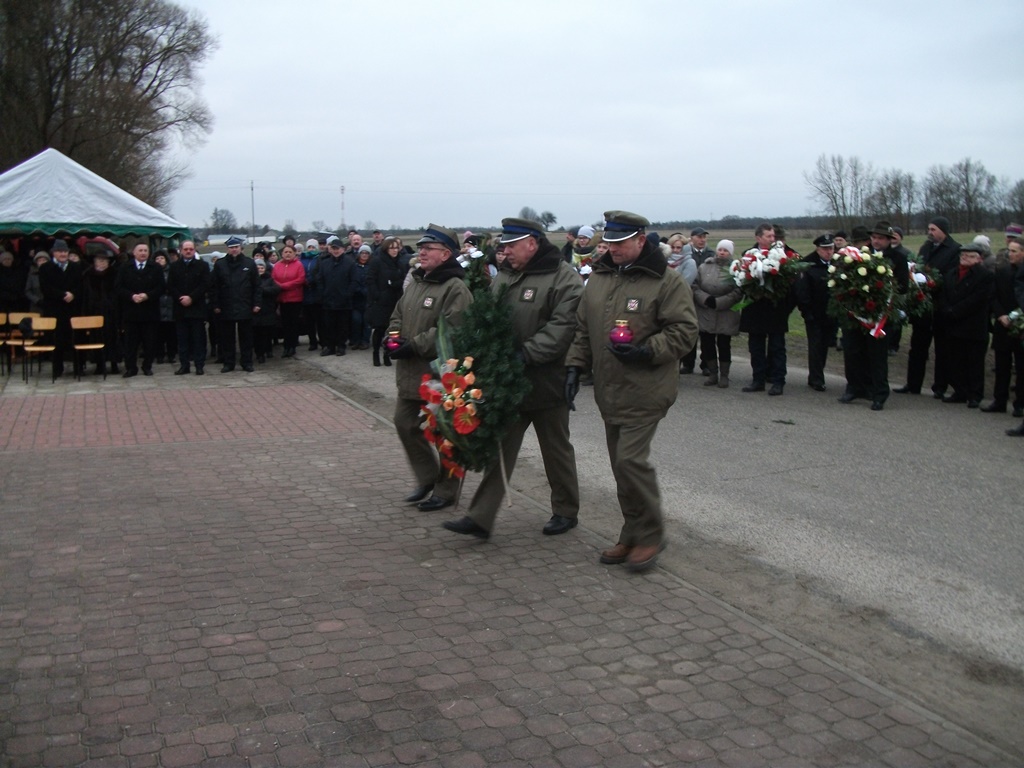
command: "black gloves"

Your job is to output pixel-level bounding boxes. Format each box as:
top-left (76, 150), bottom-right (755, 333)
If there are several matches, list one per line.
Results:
top-left (565, 367), bottom-right (581, 411)
top-left (704, 296), bottom-right (716, 308)
top-left (387, 341), bottom-right (415, 360)
top-left (607, 343), bottom-right (653, 365)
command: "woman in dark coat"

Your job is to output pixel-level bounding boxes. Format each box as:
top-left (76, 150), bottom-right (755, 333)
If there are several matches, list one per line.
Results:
top-left (81, 250), bottom-right (122, 373)
top-left (366, 237), bottom-right (410, 366)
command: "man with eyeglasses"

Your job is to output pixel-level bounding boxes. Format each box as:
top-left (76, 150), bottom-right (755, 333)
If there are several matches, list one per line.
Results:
top-left (387, 225), bottom-right (473, 512)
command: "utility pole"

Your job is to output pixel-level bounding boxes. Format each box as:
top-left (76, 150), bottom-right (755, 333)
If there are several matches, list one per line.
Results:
top-left (340, 186), bottom-right (346, 231)
top-left (250, 180), bottom-right (256, 245)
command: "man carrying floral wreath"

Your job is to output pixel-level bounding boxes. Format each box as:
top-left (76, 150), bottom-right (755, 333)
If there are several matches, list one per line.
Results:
top-left (442, 217), bottom-right (584, 540)
top-left (836, 222), bottom-right (909, 411)
top-left (565, 210), bottom-right (697, 573)
top-left (388, 224), bottom-right (473, 512)
top-left (738, 223), bottom-right (798, 396)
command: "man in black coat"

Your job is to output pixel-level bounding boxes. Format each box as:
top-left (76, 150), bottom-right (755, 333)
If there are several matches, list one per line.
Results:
top-left (115, 242), bottom-right (165, 377)
top-left (317, 236), bottom-right (356, 356)
top-left (837, 222), bottom-right (910, 411)
top-left (38, 239), bottom-right (84, 378)
top-left (167, 240), bottom-right (212, 375)
top-left (985, 239), bottom-right (1024, 415)
top-left (211, 236), bottom-right (261, 372)
top-left (895, 216), bottom-right (961, 396)
top-left (739, 223), bottom-right (796, 396)
top-left (795, 234), bottom-right (837, 391)
top-left (939, 242), bottom-right (994, 408)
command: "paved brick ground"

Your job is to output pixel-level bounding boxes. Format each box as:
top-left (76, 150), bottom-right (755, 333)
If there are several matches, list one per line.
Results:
top-left (0, 383), bottom-right (1014, 766)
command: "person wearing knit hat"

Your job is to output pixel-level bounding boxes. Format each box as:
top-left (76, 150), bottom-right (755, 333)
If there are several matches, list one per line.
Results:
top-left (691, 238), bottom-right (742, 389)
top-left (936, 243), bottom-right (994, 408)
top-left (894, 216), bottom-right (961, 396)
top-left (564, 209), bottom-right (698, 574)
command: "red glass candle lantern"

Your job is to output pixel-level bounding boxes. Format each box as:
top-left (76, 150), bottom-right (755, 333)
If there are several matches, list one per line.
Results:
top-left (384, 331), bottom-right (405, 352)
top-left (609, 320), bottom-right (633, 344)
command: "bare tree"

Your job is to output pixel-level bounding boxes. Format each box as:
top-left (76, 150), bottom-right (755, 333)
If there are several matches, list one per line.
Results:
top-left (924, 159), bottom-right (998, 231)
top-left (865, 169), bottom-right (918, 231)
top-left (518, 206), bottom-right (541, 223)
top-left (311, 220), bottom-right (326, 232)
top-left (1004, 179), bottom-right (1024, 224)
top-left (802, 154), bottom-right (876, 232)
top-left (207, 208), bottom-right (237, 231)
top-left (538, 211), bottom-right (557, 230)
top-left (0, 0), bottom-right (217, 208)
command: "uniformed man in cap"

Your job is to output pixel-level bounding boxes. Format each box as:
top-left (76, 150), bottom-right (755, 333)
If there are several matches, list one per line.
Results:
top-left (211, 235), bottom-right (261, 372)
top-left (795, 234), bottom-right (837, 391)
top-left (38, 238), bottom-right (84, 378)
top-left (442, 217), bottom-right (583, 540)
top-left (565, 211), bottom-right (697, 573)
top-left (388, 224), bottom-right (473, 511)
top-left (837, 222), bottom-right (909, 410)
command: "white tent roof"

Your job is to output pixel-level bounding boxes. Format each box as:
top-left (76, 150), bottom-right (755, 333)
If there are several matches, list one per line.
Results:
top-left (0, 148), bottom-right (190, 238)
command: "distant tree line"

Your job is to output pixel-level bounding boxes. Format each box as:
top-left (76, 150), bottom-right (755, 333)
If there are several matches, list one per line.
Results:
top-left (802, 154), bottom-right (1022, 234)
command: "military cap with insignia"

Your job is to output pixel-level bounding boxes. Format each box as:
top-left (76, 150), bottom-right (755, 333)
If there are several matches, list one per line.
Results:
top-left (602, 210), bottom-right (650, 242)
top-left (499, 217), bottom-right (545, 243)
top-left (416, 224), bottom-right (460, 254)
top-left (812, 234), bottom-right (834, 247)
top-left (225, 235), bottom-right (245, 247)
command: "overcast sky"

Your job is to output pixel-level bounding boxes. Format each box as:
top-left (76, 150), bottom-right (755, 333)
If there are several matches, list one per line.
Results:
top-left (168, 0), bottom-right (1024, 233)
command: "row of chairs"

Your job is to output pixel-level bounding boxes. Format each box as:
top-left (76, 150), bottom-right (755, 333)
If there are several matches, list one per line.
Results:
top-left (0, 312), bottom-right (106, 383)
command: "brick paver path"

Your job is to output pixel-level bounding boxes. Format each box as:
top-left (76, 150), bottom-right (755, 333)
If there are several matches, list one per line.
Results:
top-left (0, 385), bottom-right (1011, 766)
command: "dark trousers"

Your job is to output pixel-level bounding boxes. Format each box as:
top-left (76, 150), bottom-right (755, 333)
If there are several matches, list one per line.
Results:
top-left (302, 303), bottom-right (322, 346)
top-left (52, 316), bottom-right (73, 375)
top-left (905, 314), bottom-right (950, 394)
top-left (842, 328), bottom-right (890, 402)
top-left (605, 420), bottom-right (664, 548)
top-left (254, 326), bottom-right (273, 359)
top-left (219, 318), bottom-right (253, 367)
top-left (748, 332), bottom-right (786, 385)
top-left (123, 320), bottom-right (157, 373)
top-left (321, 307), bottom-right (350, 352)
top-left (156, 321), bottom-right (177, 361)
top-left (805, 321), bottom-right (834, 388)
top-left (680, 344), bottom-right (698, 371)
top-left (992, 334), bottom-right (1024, 406)
top-left (947, 336), bottom-right (987, 402)
top-left (699, 332), bottom-right (732, 367)
top-left (175, 318), bottom-right (207, 369)
top-left (280, 302), bottom-right (302, 351)
top-left (350, 300), bottom-right (370, 347)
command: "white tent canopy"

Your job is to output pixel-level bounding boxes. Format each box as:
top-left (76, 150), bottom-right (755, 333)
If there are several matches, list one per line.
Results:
top-left (0, 148), bottom-right (190, 239)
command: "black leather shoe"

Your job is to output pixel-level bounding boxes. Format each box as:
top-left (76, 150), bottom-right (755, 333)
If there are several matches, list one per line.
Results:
top-left (122, 369), bottom-right (137, 378)
top-left (417, 496), bottom-right (453, 512)
top-left (767, 383), bottom-right (784, 396)
top-left (442, 516), bottom-right (489, 539)
top-left (320, 347), bottom-right (334, 356)
top-left (942, 394), bottom-right (967, 404)
top-left (174, 366), bottom-right (190, 375)
top-left (543, 515), bottom-right (578, 536)
top-left (893, 385), bottom-right (919, 394)
top-left (242, 365), bottom-right (254, 372)
top-left (142, 368), bottom-right (153, 376)
top-left (967, 400), bottom-right (980, 409)
top-left (809, 383), bottom-right (826, 392)
top-left (221, 365), bottom-right (235, 373)
top-left (837, 392), bottom-right (858, 403)
top-left (195, 368), bottom-right (204, 375)
top-left (403, 485), bottom-right (434, 503)
top-left (1006, 423), bottom-right (1024, 437)
top-left (741, 382), bottom-right (765, 392)
top-left (870, 401), bottom-right (884, 411)
top-left (1013, 406), bottom-right (1024, 418)
top-left (980, 401), bottom-right (1006, 413)
top-left (932, 390), bottom-right (946, 399)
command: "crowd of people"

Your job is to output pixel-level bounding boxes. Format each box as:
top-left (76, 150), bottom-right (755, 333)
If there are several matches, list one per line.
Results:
top-left (3, 214), bottom-right (1023, 568)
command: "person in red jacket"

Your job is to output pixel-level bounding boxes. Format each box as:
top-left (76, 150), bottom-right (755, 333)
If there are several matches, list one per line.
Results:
top-left (272, 244), bottom-right (306, 358)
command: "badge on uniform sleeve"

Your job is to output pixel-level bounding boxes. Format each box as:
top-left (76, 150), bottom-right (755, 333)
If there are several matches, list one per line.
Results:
top-left (423, 296), bottom-right (435, 308)
top-left (520, 288), bottom-right (536, 302)
top-left (625, 298), bottom-right (642, 313)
